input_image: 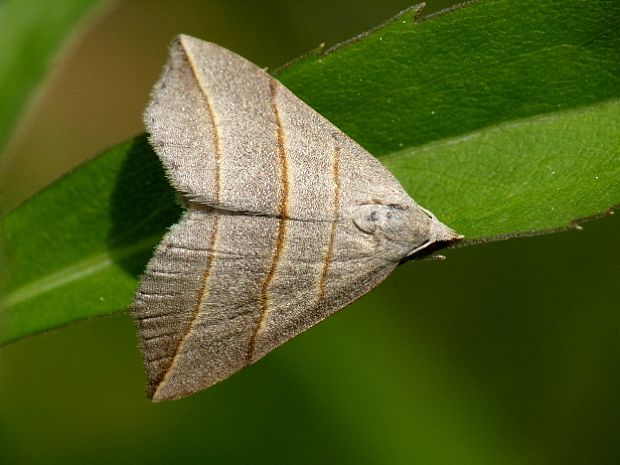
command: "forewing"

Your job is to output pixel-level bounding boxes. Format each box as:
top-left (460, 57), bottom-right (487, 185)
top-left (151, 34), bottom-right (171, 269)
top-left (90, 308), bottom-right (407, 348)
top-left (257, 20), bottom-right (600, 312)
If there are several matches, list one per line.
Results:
top-left (145, 34), bottom-right (412, 217)
top-left (145, 35), bottom-right (281, 215)
top-left (133, 206), bottom-right (396, 401)
top-left (133, 207), bottom-right (280, 401)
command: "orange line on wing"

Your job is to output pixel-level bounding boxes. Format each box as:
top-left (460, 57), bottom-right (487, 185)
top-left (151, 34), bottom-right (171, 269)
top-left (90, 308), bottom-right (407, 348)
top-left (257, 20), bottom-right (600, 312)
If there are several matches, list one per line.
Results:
top-left (246, 80), bottom-right (290, 364)
top-left (317, 146), bottom-right (341, 301)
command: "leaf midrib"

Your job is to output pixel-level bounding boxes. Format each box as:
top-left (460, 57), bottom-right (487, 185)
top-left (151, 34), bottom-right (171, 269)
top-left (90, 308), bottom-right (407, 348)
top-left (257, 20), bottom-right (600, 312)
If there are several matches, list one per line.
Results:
top-left (4, 98), bottom-right (617, 312)
top-left (0, 234), bottom-right (161, 309)
top-left (383, 98), bottom-right (620, 160)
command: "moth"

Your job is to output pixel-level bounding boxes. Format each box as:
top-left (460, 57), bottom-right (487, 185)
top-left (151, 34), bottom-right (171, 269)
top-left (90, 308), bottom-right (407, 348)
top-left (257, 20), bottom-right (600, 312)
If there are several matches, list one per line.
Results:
top-left (133, 34), bottom-right (461, 401)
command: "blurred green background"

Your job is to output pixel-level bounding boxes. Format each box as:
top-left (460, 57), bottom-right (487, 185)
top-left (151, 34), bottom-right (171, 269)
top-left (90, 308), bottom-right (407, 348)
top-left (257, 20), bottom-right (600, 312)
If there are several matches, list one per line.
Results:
top-left (1, 1), bottom-right (618, 464)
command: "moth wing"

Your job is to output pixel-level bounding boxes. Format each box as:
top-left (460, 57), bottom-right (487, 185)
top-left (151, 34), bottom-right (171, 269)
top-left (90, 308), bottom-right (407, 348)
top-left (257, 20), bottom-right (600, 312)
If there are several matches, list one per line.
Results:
top-left (145, 34), bottom-right (412, 217)
top-left (132, 207), bottom-right (396, 402)
top-left (145, 35), bottom-right (281, 215)
top-left (136, 34), bottom-right (427, 401)
top-left (133, 208), bottom-right (277, 401)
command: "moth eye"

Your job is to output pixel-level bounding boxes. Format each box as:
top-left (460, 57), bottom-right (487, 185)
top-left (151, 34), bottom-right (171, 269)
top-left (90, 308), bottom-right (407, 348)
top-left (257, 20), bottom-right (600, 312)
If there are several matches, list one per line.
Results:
top-left (353, 209), bottom-right (379, 234)
top-left (352, 203), bottom-right (408, 235)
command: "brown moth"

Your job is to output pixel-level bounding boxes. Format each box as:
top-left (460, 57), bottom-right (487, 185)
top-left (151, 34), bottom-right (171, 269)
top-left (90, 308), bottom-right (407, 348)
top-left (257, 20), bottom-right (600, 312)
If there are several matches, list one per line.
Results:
top-left (133, 34), bottom-right (461, 401)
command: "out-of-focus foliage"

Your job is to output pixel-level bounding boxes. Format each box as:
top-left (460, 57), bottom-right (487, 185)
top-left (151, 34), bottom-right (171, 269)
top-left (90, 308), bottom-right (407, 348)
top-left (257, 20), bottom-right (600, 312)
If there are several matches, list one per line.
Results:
top-left (0, 0), bottom-right (104, 154)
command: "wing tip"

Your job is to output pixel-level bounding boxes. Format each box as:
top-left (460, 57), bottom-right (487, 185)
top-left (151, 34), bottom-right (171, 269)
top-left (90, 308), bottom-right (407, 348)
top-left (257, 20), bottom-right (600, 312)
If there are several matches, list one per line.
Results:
top-left (148, 383), bottom-right (168, 402)
top-left (172, 33), bottom-right (223, 57)
top-left (148, 378), bottom-right (184, 402)
top-left (147, 377), bottom-right (215, 403)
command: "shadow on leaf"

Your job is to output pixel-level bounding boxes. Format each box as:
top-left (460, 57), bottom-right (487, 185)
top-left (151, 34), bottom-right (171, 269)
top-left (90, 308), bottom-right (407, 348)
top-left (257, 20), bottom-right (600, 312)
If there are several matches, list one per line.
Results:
top-left (107, 134), bottom-right (182, 277)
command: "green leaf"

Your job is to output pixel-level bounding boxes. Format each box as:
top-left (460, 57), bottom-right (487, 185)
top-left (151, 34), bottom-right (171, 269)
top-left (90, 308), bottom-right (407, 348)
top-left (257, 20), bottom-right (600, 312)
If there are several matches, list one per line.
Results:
top-left (0, 0), bottom-right (105, 153)
top-left (383, 100), bottom-right (620, 239)
top-left (0, 137), bottom-right (182, 342)
top-left (1, 0), bottom-right (618, 344)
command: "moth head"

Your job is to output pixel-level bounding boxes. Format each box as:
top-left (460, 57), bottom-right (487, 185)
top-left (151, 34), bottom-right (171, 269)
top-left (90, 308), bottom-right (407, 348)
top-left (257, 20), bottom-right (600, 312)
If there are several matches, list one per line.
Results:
top-left (353, 202), bottom-right (462, 261)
